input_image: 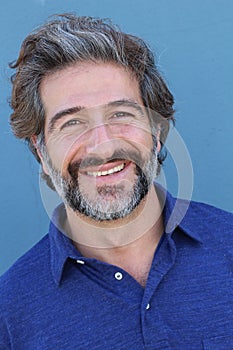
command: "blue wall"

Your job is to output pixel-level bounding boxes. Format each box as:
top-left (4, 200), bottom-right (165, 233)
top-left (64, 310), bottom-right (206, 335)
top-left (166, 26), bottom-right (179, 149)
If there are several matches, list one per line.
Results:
top-left (1, 0), bottom-right (233, 274)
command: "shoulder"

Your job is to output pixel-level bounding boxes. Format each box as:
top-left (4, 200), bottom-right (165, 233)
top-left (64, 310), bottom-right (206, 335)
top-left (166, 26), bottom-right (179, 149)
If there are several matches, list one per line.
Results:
top-left (0, 234), bottom-right (50, 306)
top-left (188, 200), bottom-right (233, 227)
top-left (158, 184), bottom-right (233, 238)
top-left (183, 199), bottom-right (233, 242)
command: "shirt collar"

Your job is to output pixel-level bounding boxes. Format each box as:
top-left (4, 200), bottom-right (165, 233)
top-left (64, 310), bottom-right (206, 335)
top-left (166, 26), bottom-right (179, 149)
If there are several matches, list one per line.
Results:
top-left (49, 186), bottom-right (203, 285)
top-left (157, 185), bottom-right (203, 243)
top-left (49, 204), bottom-right (83, 286)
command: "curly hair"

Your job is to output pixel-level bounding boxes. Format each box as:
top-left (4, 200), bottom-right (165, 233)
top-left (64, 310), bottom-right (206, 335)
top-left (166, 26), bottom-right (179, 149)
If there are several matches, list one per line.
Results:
top-left (9, 13), bottom-right (175, 188)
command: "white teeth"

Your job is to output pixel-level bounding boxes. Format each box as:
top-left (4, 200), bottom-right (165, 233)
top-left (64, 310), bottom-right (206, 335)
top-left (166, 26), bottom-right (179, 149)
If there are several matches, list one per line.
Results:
top-left (87, 163), bottom-right (125, 177)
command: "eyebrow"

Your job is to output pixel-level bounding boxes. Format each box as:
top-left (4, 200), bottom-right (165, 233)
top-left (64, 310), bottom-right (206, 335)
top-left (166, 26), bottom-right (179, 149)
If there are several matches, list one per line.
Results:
top-left (107, 99), bottom-right (144, 115)
top-left (47, 99), bottom-right (144, 134)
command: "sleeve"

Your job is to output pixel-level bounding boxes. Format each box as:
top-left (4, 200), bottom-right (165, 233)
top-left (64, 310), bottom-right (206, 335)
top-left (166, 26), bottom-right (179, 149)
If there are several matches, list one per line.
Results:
top-left (0, 313), bottom-right (11, 349)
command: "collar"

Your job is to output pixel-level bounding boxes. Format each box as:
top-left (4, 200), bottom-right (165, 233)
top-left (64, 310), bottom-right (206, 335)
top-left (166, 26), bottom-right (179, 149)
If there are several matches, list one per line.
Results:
top-left (158, 185), bottom-right (203, 243)
top-left (49, 204), bottom-right (84, 286)
top-left (49, 186), bottom-right (203, 285)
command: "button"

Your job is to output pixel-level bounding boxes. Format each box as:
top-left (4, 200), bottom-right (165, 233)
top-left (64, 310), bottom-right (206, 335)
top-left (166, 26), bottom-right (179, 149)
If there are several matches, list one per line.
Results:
top-left (76, 259), bottom-right (85, 265)
top-left (146, 303), bottom-right (150, 310)
top-left (115, 272), bottom-right (123, 280)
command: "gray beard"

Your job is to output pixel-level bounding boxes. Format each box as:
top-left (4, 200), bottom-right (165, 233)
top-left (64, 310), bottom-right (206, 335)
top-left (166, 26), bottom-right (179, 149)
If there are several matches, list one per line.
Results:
top-left (40, 146), bottom-right (158, 221)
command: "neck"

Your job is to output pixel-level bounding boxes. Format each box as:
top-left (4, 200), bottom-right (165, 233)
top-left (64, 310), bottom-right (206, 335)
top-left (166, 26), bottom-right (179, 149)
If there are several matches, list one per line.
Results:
top-left (64, 186), bottom-right (164, 286)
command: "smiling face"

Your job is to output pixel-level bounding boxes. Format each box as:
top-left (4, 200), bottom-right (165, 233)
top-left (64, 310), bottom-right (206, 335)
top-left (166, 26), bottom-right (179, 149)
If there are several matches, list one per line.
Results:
top-left (38, 62), bottom-right (159, 221)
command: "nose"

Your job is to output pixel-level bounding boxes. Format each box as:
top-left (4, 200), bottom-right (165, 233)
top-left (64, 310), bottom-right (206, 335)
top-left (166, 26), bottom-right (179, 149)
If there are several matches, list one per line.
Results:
top-left (85, 123), bottom-right (116, 157)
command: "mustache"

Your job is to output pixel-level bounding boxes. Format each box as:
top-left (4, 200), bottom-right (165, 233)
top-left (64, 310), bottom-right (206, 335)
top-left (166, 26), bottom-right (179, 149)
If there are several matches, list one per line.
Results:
top-left (68, 148), bottom-right (145, 177)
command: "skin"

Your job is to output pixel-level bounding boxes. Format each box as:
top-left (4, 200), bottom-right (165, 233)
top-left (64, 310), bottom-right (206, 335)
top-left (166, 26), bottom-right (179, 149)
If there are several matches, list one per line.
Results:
top-left (35, 61), bottom-right (164, 286)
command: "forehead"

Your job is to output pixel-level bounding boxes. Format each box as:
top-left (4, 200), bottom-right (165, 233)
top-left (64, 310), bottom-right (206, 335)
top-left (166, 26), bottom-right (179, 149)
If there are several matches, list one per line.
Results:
top-left (40, 61), bottom-right (143, 121)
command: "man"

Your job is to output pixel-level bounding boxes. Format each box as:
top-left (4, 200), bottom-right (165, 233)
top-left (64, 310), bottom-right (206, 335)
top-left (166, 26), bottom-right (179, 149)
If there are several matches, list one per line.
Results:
top-left (1, 14), bottom-right (233, 349)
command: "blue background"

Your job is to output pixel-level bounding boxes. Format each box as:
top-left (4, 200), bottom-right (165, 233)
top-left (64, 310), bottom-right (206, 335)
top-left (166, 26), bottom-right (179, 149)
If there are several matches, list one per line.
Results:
top-left (1, 0), bottom-right (233, 275)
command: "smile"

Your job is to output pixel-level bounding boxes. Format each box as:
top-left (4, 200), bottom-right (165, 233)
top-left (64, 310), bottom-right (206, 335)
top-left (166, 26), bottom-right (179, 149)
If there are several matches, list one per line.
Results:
top-left (86, 163), bottom-right (125, 177)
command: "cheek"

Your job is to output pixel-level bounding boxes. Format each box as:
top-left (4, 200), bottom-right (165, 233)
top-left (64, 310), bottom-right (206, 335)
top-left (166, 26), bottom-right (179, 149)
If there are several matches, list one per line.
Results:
top-left (45, 134), bottom-right (82, 174)
top-left (121, 125), bottom-right (154, 153)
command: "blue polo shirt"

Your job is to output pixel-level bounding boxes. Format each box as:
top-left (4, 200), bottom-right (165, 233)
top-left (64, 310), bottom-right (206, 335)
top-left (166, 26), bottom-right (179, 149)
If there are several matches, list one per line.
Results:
top-left (1, 188), bottom-right (233, 349)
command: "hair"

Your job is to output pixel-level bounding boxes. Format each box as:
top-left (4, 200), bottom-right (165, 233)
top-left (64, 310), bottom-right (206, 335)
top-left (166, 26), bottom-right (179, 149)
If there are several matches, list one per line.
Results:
top-left (9, 13), bottom-right (175, 189)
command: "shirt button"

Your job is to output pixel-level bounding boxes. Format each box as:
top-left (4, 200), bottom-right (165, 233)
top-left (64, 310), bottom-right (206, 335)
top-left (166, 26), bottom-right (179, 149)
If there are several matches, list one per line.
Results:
top-left (146, 303), bottom-right (150, 310)
top-left (115, 272), bottom-right (123, 280)
top-left (76, 259), bottom-right (85, 265)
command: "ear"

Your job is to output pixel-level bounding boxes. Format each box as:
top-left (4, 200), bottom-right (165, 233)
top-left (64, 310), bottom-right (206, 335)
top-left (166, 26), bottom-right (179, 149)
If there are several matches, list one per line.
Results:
top-left (155, 127), bottom-right (162, 153)
top-left (31, 135), bottom-right (49, 175)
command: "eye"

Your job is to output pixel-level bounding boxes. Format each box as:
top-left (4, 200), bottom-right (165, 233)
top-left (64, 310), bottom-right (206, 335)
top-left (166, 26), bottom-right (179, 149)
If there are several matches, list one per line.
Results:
top-left (60, 119), bottom-right (82, 130)
top-left (111, 111), bottom-right (135, 119)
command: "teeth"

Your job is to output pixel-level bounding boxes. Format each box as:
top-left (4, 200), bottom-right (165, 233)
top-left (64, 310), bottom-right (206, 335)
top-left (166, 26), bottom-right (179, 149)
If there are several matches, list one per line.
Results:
top-left (87, 163), bottom-right (125, 177)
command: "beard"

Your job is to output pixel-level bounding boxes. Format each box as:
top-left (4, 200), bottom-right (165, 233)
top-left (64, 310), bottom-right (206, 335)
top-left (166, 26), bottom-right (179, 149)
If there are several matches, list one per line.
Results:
top-left (40, 143), bottom-right (158, 221)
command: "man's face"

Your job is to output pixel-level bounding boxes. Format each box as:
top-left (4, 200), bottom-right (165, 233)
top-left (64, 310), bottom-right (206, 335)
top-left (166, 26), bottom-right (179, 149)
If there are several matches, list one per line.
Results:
top-left (39, 62), bottom-right (159, 221)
